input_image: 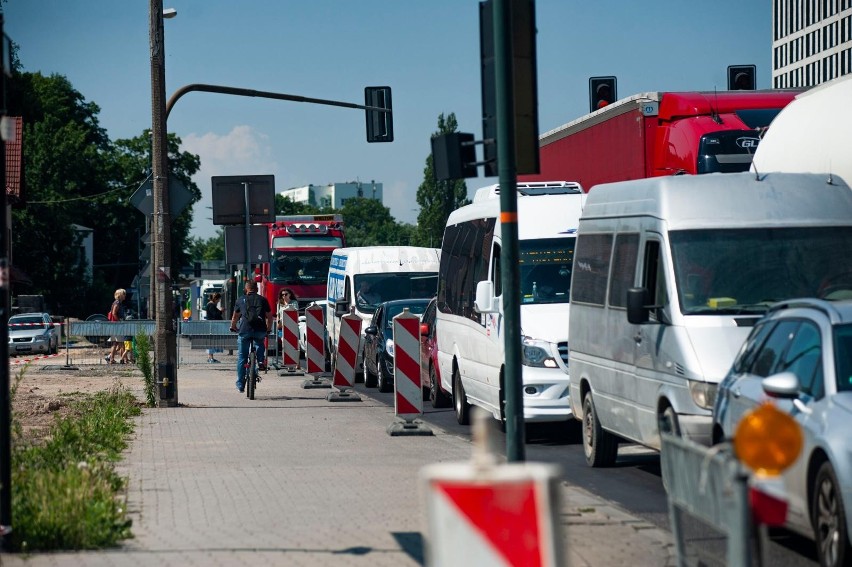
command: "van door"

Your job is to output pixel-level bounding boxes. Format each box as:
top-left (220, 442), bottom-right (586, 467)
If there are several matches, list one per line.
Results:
top-left (632, 234), bottom-right (672, 445)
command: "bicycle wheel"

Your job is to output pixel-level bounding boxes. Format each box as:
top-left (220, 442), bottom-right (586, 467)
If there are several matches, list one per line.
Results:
top-left (247, 349), bottom-right (257, 400)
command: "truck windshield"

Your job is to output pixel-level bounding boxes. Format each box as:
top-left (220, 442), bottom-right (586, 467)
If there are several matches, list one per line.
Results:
top-left (519, 237), bottom-right (575, 305)
top-left (354, 273), bottom-right (439, 314)
top-left (671, 227), bottom-right (852, 315)
top-left (696, 129), bottom-right (762, 174)
top-left (269, 250), bottom-right (333, 285)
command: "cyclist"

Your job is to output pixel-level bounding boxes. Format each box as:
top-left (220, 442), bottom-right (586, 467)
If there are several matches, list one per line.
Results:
top-left (229, 280), bottom-right (274, 393)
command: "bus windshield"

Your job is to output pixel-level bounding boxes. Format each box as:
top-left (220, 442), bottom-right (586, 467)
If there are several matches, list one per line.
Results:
top-left (519, 237), bottom-right (575, 305)
top-left (269, 250), bottom-right (333, 285)
top-left (671, 227), bottom-right (852, 315)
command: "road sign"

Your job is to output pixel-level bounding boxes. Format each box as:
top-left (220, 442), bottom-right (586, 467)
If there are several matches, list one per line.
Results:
top-left (130, 175), bottom-right (194, 217)
top-left (211, 175), bottom-right (275, 225)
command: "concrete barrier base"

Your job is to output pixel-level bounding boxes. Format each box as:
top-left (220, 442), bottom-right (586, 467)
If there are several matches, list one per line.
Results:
top-left (387, 418), bottom-right (433, 436)
top-left (326, 390), bottom-right (361, 402)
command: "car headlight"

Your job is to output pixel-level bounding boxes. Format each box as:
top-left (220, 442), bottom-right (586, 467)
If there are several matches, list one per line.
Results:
top-left (521, 337), bottom-right (558, 368)
top-left (688, 380), bottom-right (718, 410)
top-left (385, 338), bottom-right (395, 358)
top-left (34, 334), bottom-right (49, 343)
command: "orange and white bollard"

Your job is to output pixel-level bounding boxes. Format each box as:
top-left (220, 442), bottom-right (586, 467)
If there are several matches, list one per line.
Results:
top-left (279, 305), bottom-right (302, 375)
top-left (302, 303), bottom-right (331, 389)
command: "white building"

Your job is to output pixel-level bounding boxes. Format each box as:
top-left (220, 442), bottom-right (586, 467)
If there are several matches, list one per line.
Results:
top-left (772, 0), bottom-right (852, 88)
top-left (281, 181), bottom-right (383, 210)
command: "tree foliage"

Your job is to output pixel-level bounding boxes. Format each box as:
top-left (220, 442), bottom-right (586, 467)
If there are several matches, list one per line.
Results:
top-left (414, 113), bottom-right (470, 248)
top-left (6, 71), bottom-right (200, 317)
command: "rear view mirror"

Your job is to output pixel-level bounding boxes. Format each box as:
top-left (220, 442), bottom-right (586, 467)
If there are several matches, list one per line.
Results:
top-left (627, 287), bottom-right (649, 324)
top-left (335, 299), bottom-right (350, 317)
top-left (474, 280), bottom-right (497, 313)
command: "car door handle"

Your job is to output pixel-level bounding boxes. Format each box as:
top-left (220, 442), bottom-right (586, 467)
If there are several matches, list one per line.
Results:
top-left (633, 332), bottom-right (642, 344)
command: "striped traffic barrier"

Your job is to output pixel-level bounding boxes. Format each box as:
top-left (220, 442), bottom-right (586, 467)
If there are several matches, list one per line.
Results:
top-left (387, 308), bottom-right (431, 436)
top-left (302, 304), bottom-right (331, 389)
top-left (279, 306), bottom-right (303, 375)
top-left (10, 352), bottom-right (64, 365)
top-left (327, 307), bottom-right (361, 402)
top-left (421, 410), bottom-right (563, 567)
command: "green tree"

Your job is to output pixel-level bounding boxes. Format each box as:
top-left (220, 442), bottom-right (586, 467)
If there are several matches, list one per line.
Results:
top-left (187, 229), bottom-right (225, 262)
top-left (339, 197), bottom-right (403, 247)
top-left (414, 113), bottom-right (470, 248)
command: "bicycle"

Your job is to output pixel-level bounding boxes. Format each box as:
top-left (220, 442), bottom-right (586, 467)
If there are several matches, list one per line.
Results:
top-left (245, 338), bottom-right (265, 400)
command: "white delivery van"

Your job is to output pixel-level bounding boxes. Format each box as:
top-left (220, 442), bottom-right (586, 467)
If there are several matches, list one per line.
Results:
top-left (198, 279), bottom-right (226, 321)
top-left (436, 181), bottom-right (585, 426)
top-left (569, 171), bottom-right (852, 467)
top-left (326, 246), bottom-right (440, 370)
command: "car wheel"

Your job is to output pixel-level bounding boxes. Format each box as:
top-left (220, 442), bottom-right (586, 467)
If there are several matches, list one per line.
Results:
top-left (582, 390), bottom-right (618, 467)
top-left (377, 357), bottom-right (392, 393)
top-left (812, 461), bottom-right (850, 567)
top-left (430, 365), bottom-right (451, 408)
top-left (453, 366), bottom-right (470, 425)
top-left (659, 405), bottom-right (681, 437)
top-left (364, 350), bottom-right (378, 388)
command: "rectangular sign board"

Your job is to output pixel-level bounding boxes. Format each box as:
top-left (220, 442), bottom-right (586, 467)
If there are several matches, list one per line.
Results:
top-left (212, 175), bottom-right (276, 225)
top-left (225, 225), bottom-right (270, 265)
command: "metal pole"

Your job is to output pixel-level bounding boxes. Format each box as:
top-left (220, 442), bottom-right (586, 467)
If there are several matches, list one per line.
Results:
top-left (244, 182), bottom-right (251, 286)
top-left (494, 0), bottom-right (524, 461)
top-left (150, 0), bottom-right (178, 406)
top-left (0, 14), bottom-right (12, 545)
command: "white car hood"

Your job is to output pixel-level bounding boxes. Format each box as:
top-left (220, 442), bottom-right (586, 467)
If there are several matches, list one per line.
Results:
top-left (519, 303), bottom-right (570, 343)
top-left (685, 325), bottom-right (752, 383)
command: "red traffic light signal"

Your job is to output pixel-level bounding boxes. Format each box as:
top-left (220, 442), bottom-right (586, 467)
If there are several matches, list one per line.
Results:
top-left (727, 65), bottom-right (756, 90)
top-left (589, 76), bottom-right (617, 113)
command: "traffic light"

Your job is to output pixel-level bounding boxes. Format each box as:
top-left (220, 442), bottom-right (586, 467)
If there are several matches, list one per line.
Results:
top-left (365, 86), bottom-right (393, 143)
top-left (589, 76), bottom-right (617, 113)
top-left (728, 65), bottom-right (756, 90)
top-left (194, 262), bottom-right (201, 278)
top-left (431, 132), bottom-right (477, 180)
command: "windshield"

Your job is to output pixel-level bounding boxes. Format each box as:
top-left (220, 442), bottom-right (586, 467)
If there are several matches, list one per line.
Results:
top-left (354, 273), bottom-right (438, 314)
top-left (671, 227), bottom-right (852, 315)
top-left (10, 316), bottom-right (45, 327)
top-left (696, 129), bottom-right (761, 174)
top-left (271, 235), bottom-right (343, 248)
top-left (519, 237), bottom-right (575, 305)
top-left (269, 250), bottom-right (333, 285)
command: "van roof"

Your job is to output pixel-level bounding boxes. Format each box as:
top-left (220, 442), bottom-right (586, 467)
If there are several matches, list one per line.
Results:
top-left (330, 246), bottom-right (440, 273)
top-left (581, 172), bottom-right (852, 230)
top-left (448, 183), bottom-right (585, 240)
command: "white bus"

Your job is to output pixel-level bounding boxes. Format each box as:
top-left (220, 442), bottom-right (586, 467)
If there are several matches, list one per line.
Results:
top-left (436, 181), bottom-right (585, 426)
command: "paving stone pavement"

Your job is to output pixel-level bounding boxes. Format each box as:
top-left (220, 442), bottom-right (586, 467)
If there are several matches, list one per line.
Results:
top-left (1, 365), bottom-right (676, 566)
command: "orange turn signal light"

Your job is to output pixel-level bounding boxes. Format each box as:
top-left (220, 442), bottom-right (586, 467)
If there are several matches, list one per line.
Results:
top-left (733, 402), bottom-right (803, 476)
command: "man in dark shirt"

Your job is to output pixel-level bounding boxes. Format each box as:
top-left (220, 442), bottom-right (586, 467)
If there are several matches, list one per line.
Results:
top-left (229, 280), bottom-right (274, 393)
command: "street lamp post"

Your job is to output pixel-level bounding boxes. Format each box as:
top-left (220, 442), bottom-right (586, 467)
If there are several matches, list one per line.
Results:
top-left (149, 0), bottom-right (178, 406)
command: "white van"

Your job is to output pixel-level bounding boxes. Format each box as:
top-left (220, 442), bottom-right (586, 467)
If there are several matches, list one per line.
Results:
top-left (568, 172), bottom-right (852, 467)
top-left (436, 181), bottom-right (585, 425)
top-left (326, 246), bottom-right (440, 369)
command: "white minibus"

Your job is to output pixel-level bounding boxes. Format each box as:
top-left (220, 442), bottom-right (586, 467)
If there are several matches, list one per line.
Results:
top-left (326, 246), bottom-right (440, 371)
top-left (569, 172), bottom-right (852, 467)
top-left (436, 181), bottom-right (585, 425)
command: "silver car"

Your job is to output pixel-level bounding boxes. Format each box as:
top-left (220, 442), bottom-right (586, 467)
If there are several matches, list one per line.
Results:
top-left (8, 312), bottom-right (59, 355)
top-left (713, 298), bottom-right (852, 567)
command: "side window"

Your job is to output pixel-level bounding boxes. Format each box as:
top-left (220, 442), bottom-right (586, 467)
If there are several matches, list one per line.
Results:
top-left (750, 320), bottom-right (800, 378)
top-left (609, 233), bottom-right (639, 308)
top-left (492, 243), bottom-right (502, 297)
top-left (642, 240), bottom-right (668, 321)
top-left (572, 233), bottom-right (613, 305)
top-left (733, 321), bottom-right (777, 374)
top-left (778, 321), bottom-right (823, 399)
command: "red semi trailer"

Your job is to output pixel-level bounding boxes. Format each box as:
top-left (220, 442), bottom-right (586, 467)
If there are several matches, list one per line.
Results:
top-left (521, 89), bottom-right (802, 190)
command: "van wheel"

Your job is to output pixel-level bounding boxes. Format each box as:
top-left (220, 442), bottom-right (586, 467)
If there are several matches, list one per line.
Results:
top-left (453, 367), bottom-right (470, 425)
top-left (377, 357), bottom-right (392, 393)
top-left (659, 406), bottom-right (681, 437)
top-left (582, 391), bottom-right (618, 467)
top-left (812, 461), bottom-right (850, 567)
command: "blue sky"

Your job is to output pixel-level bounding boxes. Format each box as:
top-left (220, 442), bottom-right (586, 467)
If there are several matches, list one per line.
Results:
top-left (5, 1), bottom-right (773, 239)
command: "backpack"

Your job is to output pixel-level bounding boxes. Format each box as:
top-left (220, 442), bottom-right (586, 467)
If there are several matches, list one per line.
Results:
top-left (243, 294), bottom-right (266, 331)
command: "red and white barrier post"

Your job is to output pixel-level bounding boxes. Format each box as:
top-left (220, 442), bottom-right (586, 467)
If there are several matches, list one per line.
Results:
top-left (421, 409), bottom-right (564, 567)
top-left (302, 303), bottom-right (331, 389)
top-left (387, 308), bottom-right (432, 436)
top-left (327, 307), bottom-right (361, 402)
top-left (279, 306), bottom-right (302, 375)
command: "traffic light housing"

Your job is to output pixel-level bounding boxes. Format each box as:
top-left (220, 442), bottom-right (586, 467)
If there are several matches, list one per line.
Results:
top-left (728, 65), bottom-right (756, 90)
top-left (365, 86), bottom-right (393, 143)
top-left (589, 76), bottom-right (617, 113)
top-left (432, 132), bottom-right (477, 180)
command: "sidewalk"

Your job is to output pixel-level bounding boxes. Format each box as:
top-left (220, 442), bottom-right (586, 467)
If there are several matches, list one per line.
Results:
top-left (2, 365), bottom-right (675, 566)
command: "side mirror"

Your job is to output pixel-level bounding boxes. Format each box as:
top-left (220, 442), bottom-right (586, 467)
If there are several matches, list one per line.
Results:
top-left (365, 325), bottom-right (378, 336)
top-left (474, 280), bottom-right (497, 313)
top-left (420, 322), bottom-right (430, 336)
top-left (763, 372), bottom-right (800, 399)
top-left (626, 287), bottom-right (649, 324)
top-left (335, 299), bottom-right (350, 317)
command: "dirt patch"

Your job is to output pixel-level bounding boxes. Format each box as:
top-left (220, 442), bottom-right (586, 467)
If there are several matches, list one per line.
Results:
top-left (10, 363), bottom-right (145, 446)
